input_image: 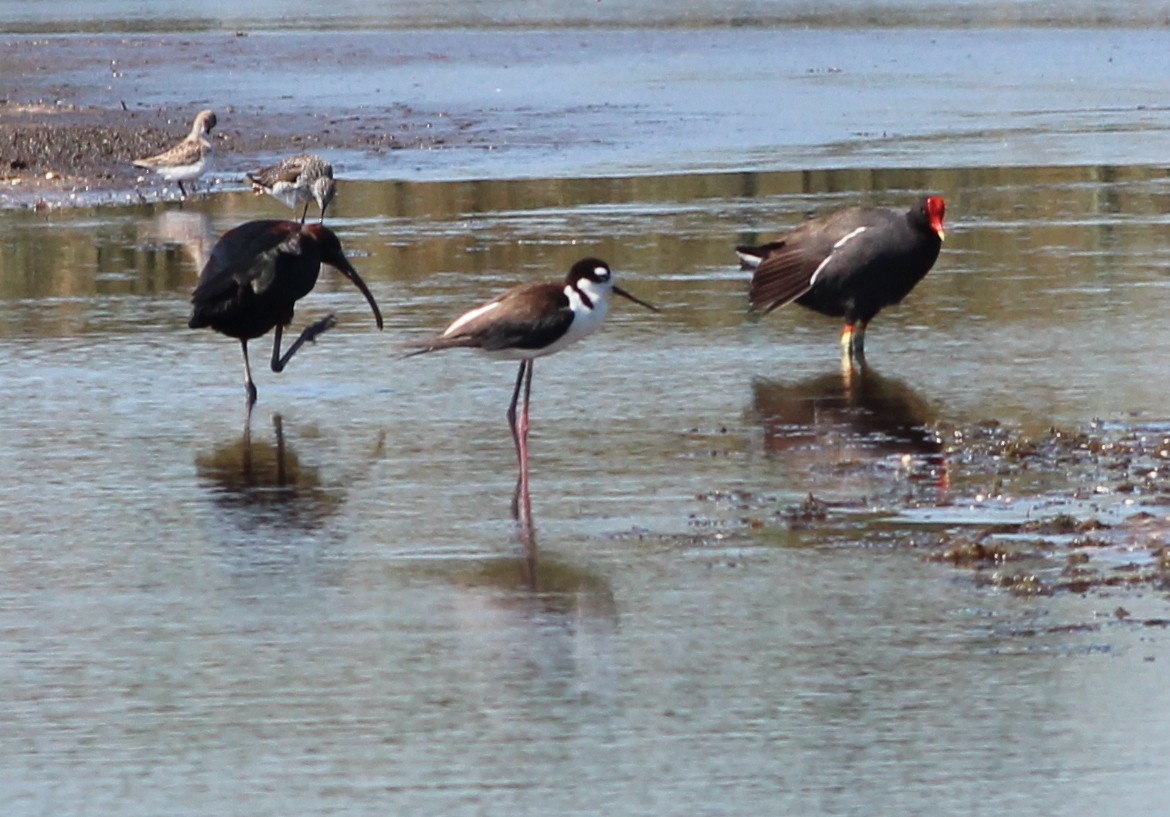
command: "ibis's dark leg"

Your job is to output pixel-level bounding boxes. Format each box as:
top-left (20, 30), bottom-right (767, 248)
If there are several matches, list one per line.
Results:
top-left (269, 314), bottom-right (338, 374)
top-left (240, 339), bottom-right (258, 408)
top-left (299, 201), bottom-right (310, 224)
top-left (178, 180), bottom-right (187, 199)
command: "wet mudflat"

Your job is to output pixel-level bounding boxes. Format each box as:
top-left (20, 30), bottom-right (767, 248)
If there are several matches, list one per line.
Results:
top-left (4, 19), bottom-right (1170, 205)
top-left (4, 5), bottom-right (1170, 816)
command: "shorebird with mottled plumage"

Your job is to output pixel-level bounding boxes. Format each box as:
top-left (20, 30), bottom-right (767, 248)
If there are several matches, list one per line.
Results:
top-left (246, 154), bottom-right (336, 224)
top-left (133, 109), bottom-right (217, 198)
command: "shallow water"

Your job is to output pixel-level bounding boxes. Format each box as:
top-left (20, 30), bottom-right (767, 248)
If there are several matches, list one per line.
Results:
top-left (4, 161), bottom-right (1170, 816)
top-left (5, 7), bottom-right (1170, 817)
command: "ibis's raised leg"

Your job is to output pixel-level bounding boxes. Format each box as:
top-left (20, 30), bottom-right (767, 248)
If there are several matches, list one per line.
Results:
top-left (269, 314), bottom-right (338, 374)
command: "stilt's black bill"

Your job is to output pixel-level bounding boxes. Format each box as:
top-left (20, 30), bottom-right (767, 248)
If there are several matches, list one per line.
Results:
top-left (613, 285), bottom-right (659, 312)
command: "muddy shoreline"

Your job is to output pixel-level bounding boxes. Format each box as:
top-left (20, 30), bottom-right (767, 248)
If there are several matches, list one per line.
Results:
top-left (6, 25), bottom-right (1170, 209)
top-left (0, 100), bottom-right (483, 209)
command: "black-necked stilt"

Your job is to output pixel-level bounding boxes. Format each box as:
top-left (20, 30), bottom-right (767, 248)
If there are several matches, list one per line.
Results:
top-left (188, 219), bottom-right (383, 410)
top-left (406, 257), bottom-right (658, 480)
top-left (132, 109), bottom-right (217, 198)
top-left (737, 196), bottom-right (946, 367)
top-left (246, 154), bottom-right (336, 224)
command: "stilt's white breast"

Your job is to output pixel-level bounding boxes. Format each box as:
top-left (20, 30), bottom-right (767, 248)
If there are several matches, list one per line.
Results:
top-left (555, 279), bottom-right (609, 349)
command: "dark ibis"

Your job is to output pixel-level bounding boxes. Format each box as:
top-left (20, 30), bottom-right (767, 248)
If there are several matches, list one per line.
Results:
top-left (188, 219), bottom-right (383, 408)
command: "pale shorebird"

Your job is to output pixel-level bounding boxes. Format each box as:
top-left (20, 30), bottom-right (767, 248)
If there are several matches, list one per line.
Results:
top-left (188, 219), bottom-right (384, 410)
top-left (406, 258), bottom-right (658, 483)
top-left (133, 109), bottom-right (217, 198)
top-left (245, 154), bottom-right (336, 224)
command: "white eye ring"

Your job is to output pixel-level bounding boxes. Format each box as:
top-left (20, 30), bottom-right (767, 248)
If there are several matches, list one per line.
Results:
top-left (594, 266), bottom-right (610, 280)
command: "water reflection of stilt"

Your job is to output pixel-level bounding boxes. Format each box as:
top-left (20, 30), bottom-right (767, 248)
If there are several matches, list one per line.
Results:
top-left (750, 368), bottom-right (948, 489)
top-left (511, 471), bottom-right (537, 588)
top-left (445, 479), bottom-right (620, 710)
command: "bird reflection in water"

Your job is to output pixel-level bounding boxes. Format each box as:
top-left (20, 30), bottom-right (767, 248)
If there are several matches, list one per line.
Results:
top-left (194, 413), bottom-right (343, 536)
top-left (440, 471), bottom-right (607, 611)
top-left (143, 209), bottom-right (216, 272)
top-left (444, 473), bottom-right (619, 708)
top-left (511, 471), bottom-right (538, 585)
top-left (750, 368), bottom-right (948, 491)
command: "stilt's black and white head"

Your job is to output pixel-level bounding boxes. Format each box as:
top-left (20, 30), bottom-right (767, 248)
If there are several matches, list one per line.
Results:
top-left (549, 257), bottom-right (658, 356)
top-left (564, 257), bottom-right (658, 314)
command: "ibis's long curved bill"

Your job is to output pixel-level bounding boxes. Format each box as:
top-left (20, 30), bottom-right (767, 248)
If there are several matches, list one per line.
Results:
top-left (333, 260), bottom-right (384, 330)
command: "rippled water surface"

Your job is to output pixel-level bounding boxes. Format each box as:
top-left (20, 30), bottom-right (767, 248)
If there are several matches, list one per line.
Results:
top-left (4, 5), bottom-right (1170, 817)
top-left (5, 162), bottom-right (1170, 817)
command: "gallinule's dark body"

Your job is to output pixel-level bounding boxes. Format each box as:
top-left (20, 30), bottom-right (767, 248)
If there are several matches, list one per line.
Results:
top-left (738, 196), bottom-right (946, 365)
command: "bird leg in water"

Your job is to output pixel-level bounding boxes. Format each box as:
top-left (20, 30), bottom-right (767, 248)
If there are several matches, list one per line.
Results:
top-left (506, 360), bottom-right (534, 483)
top-left (852, 321), bottom-right (868, 361)
top-left (270, 314), bottom-right (339, 373)
top-left (839, 322), bottom-right (868, 371)
top-left (240, 339), bottom-right (258, 408)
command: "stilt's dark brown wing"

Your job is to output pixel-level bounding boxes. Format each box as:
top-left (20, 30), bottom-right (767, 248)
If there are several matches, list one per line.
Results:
top-left (407, 282), bottom-right (573, 355)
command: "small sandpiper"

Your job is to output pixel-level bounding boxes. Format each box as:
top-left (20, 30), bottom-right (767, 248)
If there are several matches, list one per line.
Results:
top-left (245, 154), bottom-right (336, 224)
top-left (133, 109), bottom-right (217, 198)
top-left (406, 258), bottom-right (659, 481)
